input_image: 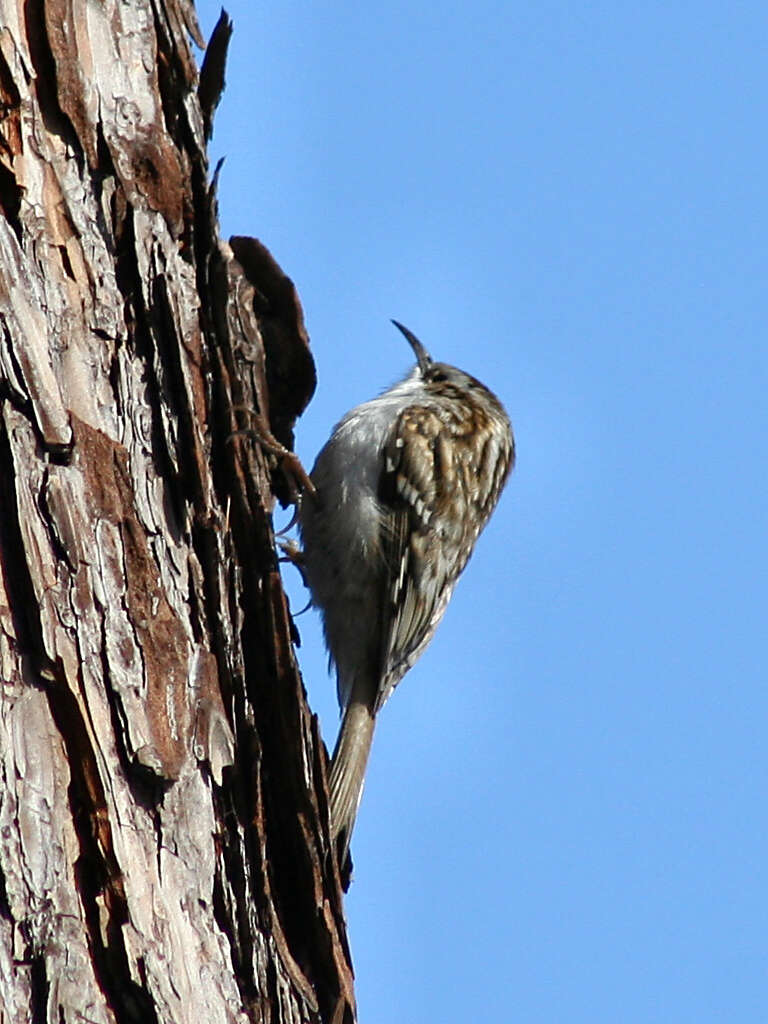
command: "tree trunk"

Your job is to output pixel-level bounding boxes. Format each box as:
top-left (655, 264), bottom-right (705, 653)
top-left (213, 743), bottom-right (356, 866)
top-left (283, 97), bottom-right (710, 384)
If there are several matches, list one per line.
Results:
top-left (0, 3), bottom-right (355, 1022)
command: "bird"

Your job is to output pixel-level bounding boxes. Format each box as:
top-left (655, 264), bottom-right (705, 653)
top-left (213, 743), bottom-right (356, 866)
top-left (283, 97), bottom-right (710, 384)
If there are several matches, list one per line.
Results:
top-left (298, 320), bottom-right (514, 864)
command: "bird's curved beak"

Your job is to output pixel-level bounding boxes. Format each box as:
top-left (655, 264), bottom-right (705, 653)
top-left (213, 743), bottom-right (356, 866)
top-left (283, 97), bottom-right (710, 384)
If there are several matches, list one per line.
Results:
top-left (391, 320), bottom-right (432, 374)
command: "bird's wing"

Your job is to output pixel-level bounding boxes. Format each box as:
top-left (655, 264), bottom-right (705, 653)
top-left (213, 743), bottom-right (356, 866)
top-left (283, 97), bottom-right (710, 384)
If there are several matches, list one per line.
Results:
top-left (375, 405), bottom-right (459, 711)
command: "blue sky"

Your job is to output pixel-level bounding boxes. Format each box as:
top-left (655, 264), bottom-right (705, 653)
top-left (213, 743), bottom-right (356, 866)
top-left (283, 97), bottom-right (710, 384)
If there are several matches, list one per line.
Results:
top-left (195, 3), bottom-right (767, 1020)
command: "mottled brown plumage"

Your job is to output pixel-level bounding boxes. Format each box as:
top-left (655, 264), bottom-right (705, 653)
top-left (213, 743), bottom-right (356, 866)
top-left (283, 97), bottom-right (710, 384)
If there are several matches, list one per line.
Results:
top-left (299, 321), bottom-right (514, 862)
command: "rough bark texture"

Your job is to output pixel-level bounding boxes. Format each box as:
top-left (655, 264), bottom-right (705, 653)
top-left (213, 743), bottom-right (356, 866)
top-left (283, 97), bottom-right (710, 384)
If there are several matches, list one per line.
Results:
top-left (0, 3), bottom-right (355, 1022)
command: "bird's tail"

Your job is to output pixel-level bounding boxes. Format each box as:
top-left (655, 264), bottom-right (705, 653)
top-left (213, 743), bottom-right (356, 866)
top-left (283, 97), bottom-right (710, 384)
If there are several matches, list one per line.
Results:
top-left (328, 699), bottom-right (376, 861)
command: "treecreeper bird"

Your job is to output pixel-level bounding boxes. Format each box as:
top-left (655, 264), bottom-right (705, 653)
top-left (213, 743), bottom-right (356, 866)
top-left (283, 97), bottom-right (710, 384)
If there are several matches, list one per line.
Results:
top-left (299, 321), bottom-right (514, 864)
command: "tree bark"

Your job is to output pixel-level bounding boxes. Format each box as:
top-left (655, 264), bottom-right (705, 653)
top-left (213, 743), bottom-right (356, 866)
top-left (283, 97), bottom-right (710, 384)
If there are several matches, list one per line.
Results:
top-left (0, 3), bottom-right (355, 1022)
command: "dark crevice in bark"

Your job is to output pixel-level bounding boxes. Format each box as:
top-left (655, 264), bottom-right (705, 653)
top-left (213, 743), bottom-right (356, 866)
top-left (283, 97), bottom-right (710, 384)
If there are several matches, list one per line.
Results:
top-left (29, 952), bottom-right (49, 1024)
top-left (94, 121), bottom-right (123, 256)
top-left (113, 205), bottom-right (141, 335)
top-left (192, 515), bottom-right (238, 707)
top-left (186, 561), bottom-right (206, 644)
top-left (182, 147), bottom-right (241, 703)
top-left (46, 671), bottom-right (158, 1024)
top-left (234, 562), bottom-right (336, 1015)
top-left (96, 614), bottom-right (134, 770)
top-left (212, 781), bottom-right (261, 1007)
top-left (0, 162), bottom-right (22, 242)
top-left (149, 0), bottom-right (198, 262)
top-left (0, 45), bottom-right (22, 159)
top-left (113, 206), bottom-right (188, 536)
top-left (57, 243), bottom-right (75, 281)
top-left (150, 272), bottom-right (207, 511)
top-left (37, 469), bottom-right (77, 571)
top-left (0, 416), bottom-right (51, 668)
top-left (0, 363), bottom-right (73, 464)
top-left (203, 234), bottom-right (256, 524)
top-left (108, 341), bottom-right (123, 412)
top-left (0, 350), bottom-right (30, 413)
top-left (149, 0), bottom-right (188, 145)
top-left (188, 153), bottom-right (221, 387)
top-left (0, 341), bottom-right (28, 416)
top-left (265, 954), bottom-right (281, 1023)
top-left (0, 318), bottom-right (38, 419)
top-left (0, 860), bottom-right (11, 921)
top-left (22, 0), bottom-right (81, 158)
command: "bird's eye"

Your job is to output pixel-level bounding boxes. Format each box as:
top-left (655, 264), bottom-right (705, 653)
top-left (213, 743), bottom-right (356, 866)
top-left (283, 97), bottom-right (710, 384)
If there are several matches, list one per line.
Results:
top-left (429, 369), bottom-right (448, 383)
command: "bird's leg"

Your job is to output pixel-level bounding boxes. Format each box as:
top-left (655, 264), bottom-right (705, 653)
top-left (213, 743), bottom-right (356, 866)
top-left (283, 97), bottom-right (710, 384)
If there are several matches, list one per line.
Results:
top-left (229, 405), bottom-right (316, 506)
top-left (277, 536), bottom-right (305, 571)
top-left (277, 538), bottom-right (312, 612)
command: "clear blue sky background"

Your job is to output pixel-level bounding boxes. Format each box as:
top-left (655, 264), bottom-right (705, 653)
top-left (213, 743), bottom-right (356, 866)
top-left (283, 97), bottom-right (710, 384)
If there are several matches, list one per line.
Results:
top-left (195, 3), bottom-right (767, 1020)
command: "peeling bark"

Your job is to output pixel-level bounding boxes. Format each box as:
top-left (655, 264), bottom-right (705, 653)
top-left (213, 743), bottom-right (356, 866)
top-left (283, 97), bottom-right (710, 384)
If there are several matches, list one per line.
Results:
top-left (0, 3), bottom-right (354, 1022)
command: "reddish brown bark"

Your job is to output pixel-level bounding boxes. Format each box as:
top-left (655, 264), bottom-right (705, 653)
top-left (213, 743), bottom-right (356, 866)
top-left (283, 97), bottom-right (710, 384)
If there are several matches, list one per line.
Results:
top-left (0, 3), bottom-right (354, 1021)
